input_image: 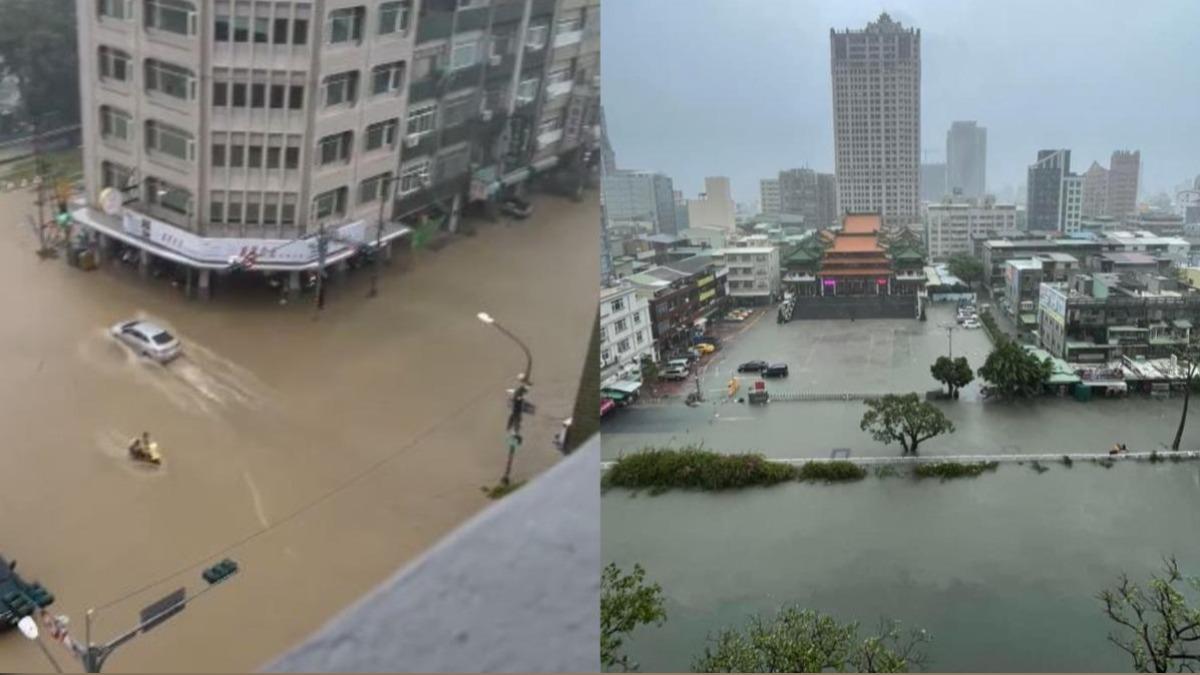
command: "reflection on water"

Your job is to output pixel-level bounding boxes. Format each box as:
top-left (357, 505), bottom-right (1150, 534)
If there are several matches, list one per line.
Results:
top-left (603, 464), bottom-right (1200, 672)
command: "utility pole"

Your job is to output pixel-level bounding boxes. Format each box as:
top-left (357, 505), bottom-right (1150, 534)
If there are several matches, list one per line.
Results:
top-left (314, 223), bottom-right (328, 312)
top-left (368, 176), bottom-right (398, 298)
top-left (478, 312), bottom-right (534, 487)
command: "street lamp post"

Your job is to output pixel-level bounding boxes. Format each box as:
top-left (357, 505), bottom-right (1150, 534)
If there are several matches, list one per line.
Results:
top-left (478, 312), bottom-right (534, 486)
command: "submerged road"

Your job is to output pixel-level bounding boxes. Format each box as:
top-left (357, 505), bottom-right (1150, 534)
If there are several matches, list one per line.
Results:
top-left (0, 187), bottom-right (598, 672)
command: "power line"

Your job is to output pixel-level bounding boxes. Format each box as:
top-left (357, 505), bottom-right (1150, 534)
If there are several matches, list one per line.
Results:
top-left (92, 378), bottom-right (508, 613)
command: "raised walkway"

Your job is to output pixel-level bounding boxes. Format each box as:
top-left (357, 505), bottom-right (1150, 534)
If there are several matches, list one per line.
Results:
top-left (600, 450), bottom-right (1200, 471)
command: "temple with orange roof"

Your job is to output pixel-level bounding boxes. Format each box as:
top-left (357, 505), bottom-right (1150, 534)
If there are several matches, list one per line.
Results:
top-left (782, 212), bottom-right (927, 301)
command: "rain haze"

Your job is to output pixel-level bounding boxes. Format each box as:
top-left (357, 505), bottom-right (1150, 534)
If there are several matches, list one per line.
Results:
top-left (601, 0), bottom-right (1200, 205)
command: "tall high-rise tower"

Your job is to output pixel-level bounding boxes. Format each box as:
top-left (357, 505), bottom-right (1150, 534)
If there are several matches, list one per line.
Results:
top-left (946, 121), bottom-right (986, 198)
top-left (830, 13), bottom-right (920, 229)
top-left (1108, 150), bottom-right (1141, 222)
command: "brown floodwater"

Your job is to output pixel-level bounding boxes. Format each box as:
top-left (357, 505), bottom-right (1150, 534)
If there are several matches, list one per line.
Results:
top-left (0, 187), bottom-right (598, 672)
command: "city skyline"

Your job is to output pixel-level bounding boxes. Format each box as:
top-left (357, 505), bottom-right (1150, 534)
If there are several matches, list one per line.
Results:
top-left (602, 0), bottom-right (1200, 204)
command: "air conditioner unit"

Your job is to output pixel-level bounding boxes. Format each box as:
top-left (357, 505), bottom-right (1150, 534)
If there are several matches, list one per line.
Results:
top-left (489, 54), bottom-right (502, 66)
top-left (480, 109), bottom-right (493, 122)
top-left (404, 135), bottom-right (421, 148)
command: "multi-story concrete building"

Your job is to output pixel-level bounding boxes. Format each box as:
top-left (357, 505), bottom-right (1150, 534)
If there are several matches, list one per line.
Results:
top-left (775, 168), bottom-right (836, 229)
top-left (925, 199), bottom-right (1017, 260)
top-left (599, 282), bottom-right (654, 386)
top-left (626, 254), bottom-right (727, 358)
top-left (1063, 173), bottom-right (1083, 234)
top-left (686, 176), bottom-right (735, 232)
top-left (1081, 161), bottom-right (1109, 218)
top-left (1108, 150), bottom-right (1140, 222)
top-left (73, 0), bottom-right (600, 299)
top-left (1027, 149), bottom-right (1075, 233)
top-left (721, 243), bottom-right (779, 306)
top-left (1039, 272), bottom-right (1197, 362)
top-left (830, 13), bottom-right (920, 230)
top-left (982, 231), bottom-right (1190, 291)
top-left (946, 121), bottom-right (985, 199)
top-left (601, 169), bottom-right (678, 235)
top-left (919, 162), bottom-right (946, 202)
top-left (759, 177), bottom-right (780, 218)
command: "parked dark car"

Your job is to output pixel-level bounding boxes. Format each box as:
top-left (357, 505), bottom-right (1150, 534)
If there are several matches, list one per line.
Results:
top-left (0, 555), bottom-right (54, 630)
top-left (737, 360), bottom-right (769, 373)
top-left (762, 363), bottom-right (789, 378)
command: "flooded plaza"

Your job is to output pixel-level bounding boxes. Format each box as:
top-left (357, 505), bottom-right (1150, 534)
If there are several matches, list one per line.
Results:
top-left (0, 187), bottom-right (599, 672)
top-left (601, 303), bottom-right (1200, 671)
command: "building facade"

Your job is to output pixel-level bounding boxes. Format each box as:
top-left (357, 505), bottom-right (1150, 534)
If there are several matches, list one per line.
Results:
top-left (1026, 149), bottom-right (1072, 232)
top-left (830, 13), bottom-right (920, 229)
top-left (945, 121), bottom-right (985, 199)
top-left (685, 176), bottom-right (735, 231)
top-left (74, 0), bottom-right (601, 298)
top-left (722, 245), bottom-right (779, 305)
top-left (925, 200), bottom-right (1017, 260)
top-left (776, 168), bottom-right (836, 229)
top-left (599, 282), bottom-right (654, 386)
top-left (601, 169), bottom-right (678, 235)
top-left (1108, 150), bottom-right (1140, 222)
top-left (626, 255), bottom-right (727, 359)
top-left (759, 177), bottom-right (780, 218)
top-left (1081, 161), bottom-right (1109, 218)
top-left (1063, 173), bottom-right (1083, 233)
top-left (920, 162), bottom-right (946, 202)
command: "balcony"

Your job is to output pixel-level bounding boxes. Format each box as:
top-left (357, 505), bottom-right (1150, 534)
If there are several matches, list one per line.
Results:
top-left (536, 128), bottom-right (562, 148)
top-left (545, 80), bottom-right (573, 100)
top-left (552, 30), bottom-right (582, 49)
top-left (415, 11), bottom-right (454, 44)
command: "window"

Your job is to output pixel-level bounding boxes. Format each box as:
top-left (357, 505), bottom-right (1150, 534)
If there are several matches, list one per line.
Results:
top-left (263, 194), bottom-right (280, 224)
top-left (146, 120), bottom-right (194, 160)
top-left (359, 172), bottom-right (393, 204)
top-left (99, 46), bottom-right (131, 82)
top-left (371, 61), bottom-right (406, 96)
top-left (516, 77), bottom-right (538, 103)
top-left (378, 1), bottom-right (409, 35)
top-left (327, 7), bottom-right (364, 44)
top-left (289, 85), bottom-right (304, 109)
top-left (245, 193), bottom-right (261, 223)
top-left (99, 105), bottom-right (132, 141)
top-left (323, 71), bottom-right (359, 107)
top-left (101, 160), bottom-right (133, 189)
top-left (229, 134), bottom-right (245, 167)
top-left (437, 146), bottom-right (470, 179)
top-left (231, 82), bottom-right (247, 107)
top-left (144, 0), bottom-right (196, 36)
top-left (525, 23), bottom-right (548, 50)
top-left (615, 318), bottom-right (627, 332)
top-left (214, 14), bottom-right (230, 40)
top-left (281, 194), bottom-right (297, 225)
top-left (233, 16), bottom-right (250, 41)
top-left (406, 102), bottom-right (437, 136)
top-left (226, 193), bottom-right (242, 223)
top-left (146, 176), bottom-right (191, 215)
top-left (441, 94), bottom-right (475, 127)
top-left (285, 146), bottom-right (300, 169)
top-left (273, 17), bottom-right (289, 44)
top-left (547, 65), bottom-right (573, 87)
top-left (457, 0), bottom-right (488, 8)
top-left (251, 83), bottom-right (266, 108)
top-left (556, 14), bottom-right (582, 34)
top-left (210, 195), bottom-right (224, 222)
top-left (313, 187), bottom-right (348, 219)
top-left (538, 111), bottom-right (562, 135)
top-left (145, 59), bottom-right (195, 100)
top-left (611, 298), bottom-right (624, 311)
top-left (618, 338), bottom-right (630, 353)
top-left (254, 17), bottom-right (270, 43)
top-left (211, 141), bottom-right (226, 167)
top-left (292, 18), bottom-right (308, 44)
top-left (247, 144), bottom-right (263, 168)
top-left (270, 84), bottom-right (285, 109)
top-left (365, 119), bottom-right (398, 151)
top-left (213, 81), bottom-right (228, 106)
top-left (399, 161), bottom-right (429, 195)
top-left (490, 32), bottom-right (511, 59)
top-left (450, 35), bottom-right (479, 70)
top-left (99, 0), bottom-right (131, 20)
top-left (266, 137), bottom-right (282, 168)
top-left (317, 131), bottom-right (353, 166)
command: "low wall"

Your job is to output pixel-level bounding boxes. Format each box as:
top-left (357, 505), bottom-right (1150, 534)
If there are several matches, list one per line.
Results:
top-left (788, 295), bottom-right (918, 320)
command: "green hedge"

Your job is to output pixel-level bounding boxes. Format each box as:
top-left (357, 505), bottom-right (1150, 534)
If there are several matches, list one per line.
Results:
top-left (603, 448), bottom-right (797, 492)
top-left (797, 461), bottom-right (867, 483)
top-left (912, 461), bottom-right (1000, 480)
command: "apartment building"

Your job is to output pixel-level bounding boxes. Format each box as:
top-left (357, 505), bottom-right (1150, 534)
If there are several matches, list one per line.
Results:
top-left (945, 121), bottom-right (985, 199)
top-left (599, 282), bottom-right (653, 386)
top-left (721, 244), bottom-right (779, 306)
top-left (759, 178), bottom-right (780, 218)
top-left (924, 199), bottom-right (1016, 260)
top-left (73, 0), bottom-right (600, 299)
top-left (625, 254), bottom-right (727, 358)
top-left (831, 13), bottom-right (921, 229)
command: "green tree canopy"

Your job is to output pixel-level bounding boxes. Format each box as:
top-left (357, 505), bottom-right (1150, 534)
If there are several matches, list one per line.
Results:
top-left (1100, 557), bottom-right (1200, 672)
top-left (946, 254), bottom-right (985, 287)
top-left (694, 606), bottom-right (931, 673)
top-left (601, 563), bottom-right (666, 671)
top-left (930, 356), bottom-right (974, 398)
top-left (0, 0), bottom-right (79, 125)
top-left (977, 337), bottom-right (1052, 399)
top-left (860, 393), bottom-right (955, 456)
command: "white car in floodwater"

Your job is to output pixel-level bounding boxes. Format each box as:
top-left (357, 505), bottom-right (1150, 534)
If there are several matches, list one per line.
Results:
top-left (110, 320), bottom-right (182, 363)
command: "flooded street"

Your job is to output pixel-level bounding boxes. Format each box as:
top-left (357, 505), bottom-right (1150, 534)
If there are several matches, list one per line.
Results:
top-left (0, 188), bottom-right (598, 672)
top-left (601, 303), bottom-right (1200, 671)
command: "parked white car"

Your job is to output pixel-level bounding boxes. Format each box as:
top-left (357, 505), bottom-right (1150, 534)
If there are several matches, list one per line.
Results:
top-left (110, 320), bottom-right (182, 363)
top-left (962, 319), bottom-right (981, 329)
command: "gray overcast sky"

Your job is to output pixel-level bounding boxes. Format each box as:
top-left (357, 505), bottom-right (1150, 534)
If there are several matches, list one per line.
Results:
top-left (601, 0), bottom-right (1200, 205)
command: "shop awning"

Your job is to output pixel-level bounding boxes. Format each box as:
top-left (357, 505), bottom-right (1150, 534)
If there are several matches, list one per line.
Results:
top-left (605, 380), bottom-right (642, 395)
top-left (600, 390), bottom-right (629, 402)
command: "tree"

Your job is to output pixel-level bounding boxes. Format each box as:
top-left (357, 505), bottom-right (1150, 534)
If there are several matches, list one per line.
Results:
top-left (639, 354), bottom-right (658, 385)
top-left (601, 563), bottom-right (666, 672)
top-left (1171, 340), bottom-right (1200, 451)
top-left (930, 356), bottom-right (974, 398)
top-left (860, 393), bottom-right (955, 456)
top-left (693, 606), bottom-right (931, 673)
top-left (0, 0), bottom-right (80, 125)
top-left (946, 254), bottom-right (985, 289)
top-left (1099, 557), bottom-right (1200, 672)
top-left (977, 336), bottom-right (1053, 400)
